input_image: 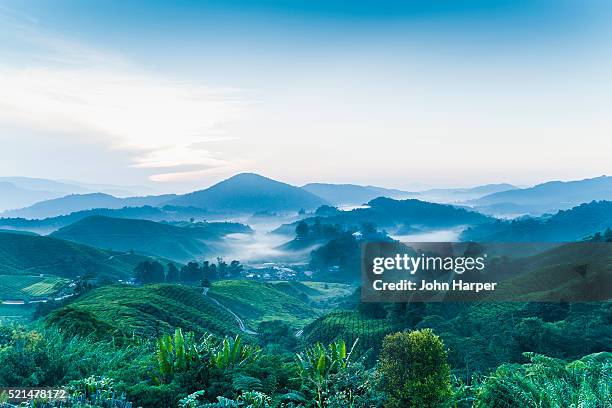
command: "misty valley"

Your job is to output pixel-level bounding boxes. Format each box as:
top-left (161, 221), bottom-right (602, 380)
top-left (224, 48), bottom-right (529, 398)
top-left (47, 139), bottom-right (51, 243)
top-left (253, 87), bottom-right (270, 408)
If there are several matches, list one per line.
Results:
top-left (0, 173), bottom-right (611, 407)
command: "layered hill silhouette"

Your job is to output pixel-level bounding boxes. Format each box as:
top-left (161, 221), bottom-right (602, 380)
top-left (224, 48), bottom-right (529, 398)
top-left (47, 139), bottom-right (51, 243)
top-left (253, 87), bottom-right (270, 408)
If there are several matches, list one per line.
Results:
top-left (4, 174), bottom-right (612, 221)
top-left (0, 177), bottom-right (155, 212)
top-left (470, 176), bottom-right (612, 215)
top-left (0, 231), bottom-right (154, 279)
top-left (0, 206), bottom-right (214, 235)
top-left (276, 197), bottom-right (493, 235)
top-left (301, 183), bottom-right (416, 205)
top-left (418, 183), bottom-right (517, 203)
top-left (461, 200), bottom-right (612, 242)
top-left (51, 216), bottom-right (249, 262)
top-left (3, 192), bottom-right (176, 219)
top-left (168, 173), bottom-right (327, 213)
top-left (0, 182), bottom-right (63, 212)
top-left (4, 173), bottom-right (328, 218)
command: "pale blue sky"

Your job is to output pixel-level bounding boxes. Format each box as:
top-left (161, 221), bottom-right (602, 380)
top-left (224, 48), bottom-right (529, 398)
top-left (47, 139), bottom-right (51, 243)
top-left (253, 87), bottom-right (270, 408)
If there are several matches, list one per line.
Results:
top-left (0, 0), bottom-right (611, 192)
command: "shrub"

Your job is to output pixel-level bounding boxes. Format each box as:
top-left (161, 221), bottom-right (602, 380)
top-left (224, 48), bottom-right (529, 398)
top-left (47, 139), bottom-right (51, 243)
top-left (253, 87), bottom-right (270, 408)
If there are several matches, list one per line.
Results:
top-left (379, 329), bottom-right (452, 408)
top-left (474, 352), bottom-right (611, 407)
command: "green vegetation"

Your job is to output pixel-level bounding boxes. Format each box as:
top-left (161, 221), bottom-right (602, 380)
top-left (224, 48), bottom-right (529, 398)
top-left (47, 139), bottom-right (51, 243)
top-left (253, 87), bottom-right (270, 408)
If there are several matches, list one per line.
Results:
top-left (0, 192), bottom-right (609, 407)
top-left (303, 301), bottom-right (611, 381)
top-left (2, 320), bottom-right (606, 408)
top-left (0, 275), bottom-right (69, 300)
top-left (489, 241), bottom-right (612, 302)
top-left (0, 205), bottom-right (215, 235)
top-left (0, 304), bottom-right (35, 322)
top-left (295, 339), bottom-right (382, 408)
top-left (51, 216), bottom-right (213, 262)
top-left (379, 330), bottom-right (451, 408)
top-left (474, 352), bottom-right (611, 407)
top-left (0, 232), bottom-right (154, 279)
top-left (45, 284), bottom-right (240, 339)
top-left (276, 281), bottom-right (354, 308)
top-left (302, 311), bottom-right (396, 359)
top-left (208, 280), bottom-right (319, 327)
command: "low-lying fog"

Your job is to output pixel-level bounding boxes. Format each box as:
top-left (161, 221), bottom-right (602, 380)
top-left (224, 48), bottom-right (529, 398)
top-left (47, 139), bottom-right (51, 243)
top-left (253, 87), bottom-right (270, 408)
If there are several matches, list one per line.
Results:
top-left (218, 213), bottom-right (468, 266)
top-left (219, 218), bottom-right (314, 265)
top-left (388, 227), bottom-right (465, 242)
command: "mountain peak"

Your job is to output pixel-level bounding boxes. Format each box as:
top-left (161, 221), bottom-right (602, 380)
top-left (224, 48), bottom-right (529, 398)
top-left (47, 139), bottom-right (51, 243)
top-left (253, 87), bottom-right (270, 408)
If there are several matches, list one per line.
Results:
top-left (168, 173), bottom-right (326, 213)
top-left (218, 173), bottom-right (279, 185)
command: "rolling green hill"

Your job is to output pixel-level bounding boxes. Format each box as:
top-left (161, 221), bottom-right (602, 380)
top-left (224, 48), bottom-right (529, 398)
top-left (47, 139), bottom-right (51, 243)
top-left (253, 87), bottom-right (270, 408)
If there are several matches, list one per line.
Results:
top-left (0, 231), bottom-right (152, 279)
top-left (45, 284), bottom-right (240, 339)
top-left (486, 241), bottom-right (612, 302)
top-left (51, 216), bottom-right (217, 262)
top-left (208, 280), bottom-right (321, 327)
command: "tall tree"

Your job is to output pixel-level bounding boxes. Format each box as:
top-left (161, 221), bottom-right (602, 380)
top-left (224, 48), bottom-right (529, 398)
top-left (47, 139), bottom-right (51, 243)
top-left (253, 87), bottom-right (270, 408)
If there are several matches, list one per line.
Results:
top-left (295, 221), bottom-right (309, 240)
top-left (166, 262), bottom-right (180, 282)
top-left (181, 261), bottom-right (202, 282)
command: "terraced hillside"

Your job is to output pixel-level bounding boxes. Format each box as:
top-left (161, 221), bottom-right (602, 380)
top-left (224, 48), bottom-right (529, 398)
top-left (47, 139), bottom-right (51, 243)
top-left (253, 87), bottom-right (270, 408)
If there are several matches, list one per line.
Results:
top-left (0, 231), bottom-right (152, 279)
top-left (208, 280), bottom-right (321, 327)
top-left (0, 275), bottom-right (69, 300)
top-left (301, 310), bottom-right (395, 358)
top-left (485, 241), bottom-right (612, 302)
top-left (46, 284), bottom-right (240, 339)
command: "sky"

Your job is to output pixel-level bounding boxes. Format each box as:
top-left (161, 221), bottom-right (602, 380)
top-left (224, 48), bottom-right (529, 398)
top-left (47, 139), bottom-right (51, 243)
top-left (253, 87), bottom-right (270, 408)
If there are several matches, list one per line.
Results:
top-left (1, 0), bottom-right (611, 193)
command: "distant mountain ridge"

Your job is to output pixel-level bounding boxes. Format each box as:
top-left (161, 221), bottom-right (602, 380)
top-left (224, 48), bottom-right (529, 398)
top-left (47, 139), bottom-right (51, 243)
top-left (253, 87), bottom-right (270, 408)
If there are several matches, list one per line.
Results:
top-left (0, 182), bottom-right (63, 212)
top-left (470, 176), bottom-right (612, 215)
top-left (3, 173), bottom-right (329, 218)
top-left (416, 183), bottom-right (518, 203)
top-left (301, 183), bottom-right (417, 205)
top-left (5, 173), bottom-right (610, 220)
top-left (461, 200), bottom-right (612, 242)
top-left (0, 177), bottom-right (155, 212)
top-left (1, 192), bottom-right (177, 219)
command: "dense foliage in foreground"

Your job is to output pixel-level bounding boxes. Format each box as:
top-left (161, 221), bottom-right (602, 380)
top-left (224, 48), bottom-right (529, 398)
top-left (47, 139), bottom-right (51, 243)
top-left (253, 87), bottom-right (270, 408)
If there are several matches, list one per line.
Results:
top-left (0, 321), bottom-right (609, 408)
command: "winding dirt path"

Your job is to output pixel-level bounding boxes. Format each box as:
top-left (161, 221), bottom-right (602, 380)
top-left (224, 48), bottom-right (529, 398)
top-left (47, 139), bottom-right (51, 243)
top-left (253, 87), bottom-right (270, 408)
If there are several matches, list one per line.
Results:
top-left (202, 287), bottom-right (258, 335)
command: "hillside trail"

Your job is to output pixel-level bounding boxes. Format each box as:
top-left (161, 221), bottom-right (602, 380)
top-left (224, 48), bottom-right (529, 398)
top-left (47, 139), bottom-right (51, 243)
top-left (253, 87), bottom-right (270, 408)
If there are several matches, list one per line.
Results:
top-left (202, 287), bottom-right (258, 335)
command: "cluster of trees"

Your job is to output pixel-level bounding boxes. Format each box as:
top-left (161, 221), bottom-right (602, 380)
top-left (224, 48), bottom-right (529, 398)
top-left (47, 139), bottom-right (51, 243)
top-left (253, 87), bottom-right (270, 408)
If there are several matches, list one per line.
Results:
top-left (588, 228), bottom-right (612, 242)
top-left (295, 217), bottom-right (389, 244)
top-left (303, 221), bottom-right (394, 282)
top-left (134, 258), bottom-right (244, 284)
top-left (295, 218), bottom-right (344, 242)
top-left (309, 232), bottom-right (360, 281)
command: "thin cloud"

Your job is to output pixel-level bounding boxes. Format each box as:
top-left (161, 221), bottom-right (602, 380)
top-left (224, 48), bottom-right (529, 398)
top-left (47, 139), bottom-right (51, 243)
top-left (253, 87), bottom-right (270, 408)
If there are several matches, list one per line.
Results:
top-left (0, 12), bottom-right (250, 183)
